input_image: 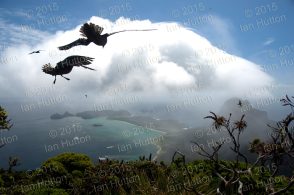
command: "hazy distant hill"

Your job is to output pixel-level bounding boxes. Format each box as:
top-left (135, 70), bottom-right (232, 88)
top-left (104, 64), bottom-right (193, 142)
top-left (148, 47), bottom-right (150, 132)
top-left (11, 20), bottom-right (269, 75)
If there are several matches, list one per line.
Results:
top-left (49, 101), bottom-right (277, 165)
top-left (50, 111), bottom-right (75, 119)
top-left (157, 98), bottom-right (276, 163)
top-left (50, 109), bottom-right (186, 133)
top-left (50, 110), bottom-right (131, 120)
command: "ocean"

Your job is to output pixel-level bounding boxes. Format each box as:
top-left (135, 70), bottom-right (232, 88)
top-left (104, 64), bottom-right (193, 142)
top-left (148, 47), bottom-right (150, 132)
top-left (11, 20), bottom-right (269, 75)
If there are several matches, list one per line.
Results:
top-left (0, 116), bottom-right (164, 170)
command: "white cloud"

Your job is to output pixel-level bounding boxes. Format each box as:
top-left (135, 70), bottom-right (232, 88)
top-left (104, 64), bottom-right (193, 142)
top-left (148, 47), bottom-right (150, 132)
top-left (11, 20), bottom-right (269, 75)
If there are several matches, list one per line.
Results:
top-left (0, 8), bottom-right (29, 18)
top-left (153, 61), bottom-right (195, 86)
top-left (0, 19), bottom-right (51, 47)
top-left (0, 16), bottom-right (274, 115)
top-left (263, 37), bottom-right (275, 46)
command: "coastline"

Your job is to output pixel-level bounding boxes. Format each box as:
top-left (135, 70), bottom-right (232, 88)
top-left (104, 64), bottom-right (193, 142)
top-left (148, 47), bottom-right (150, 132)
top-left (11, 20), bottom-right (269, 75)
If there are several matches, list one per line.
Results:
top-left (152, 142), bottom-right (162, 161)
top-left (108, 119), bottom-right (166, 161)
top-left (49, 114), bottom-right (168, 162)
top-left (110, 119), bottom-right (168, 135)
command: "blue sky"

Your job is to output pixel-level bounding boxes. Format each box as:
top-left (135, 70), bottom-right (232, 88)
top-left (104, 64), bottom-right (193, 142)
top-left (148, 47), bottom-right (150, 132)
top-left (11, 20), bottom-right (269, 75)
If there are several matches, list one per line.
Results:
top-left (1, 0), bottom-right (293, 81)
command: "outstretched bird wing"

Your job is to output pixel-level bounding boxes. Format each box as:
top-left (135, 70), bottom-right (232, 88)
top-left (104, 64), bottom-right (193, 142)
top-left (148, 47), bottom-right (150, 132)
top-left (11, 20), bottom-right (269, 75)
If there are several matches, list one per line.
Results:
top-left (57, 55), bottom-right (94, 67)
top-left (108, 29), bottom-right (157, 36)
top-left (80, 23), bottom-right (104, 38)
top-left (58, 38), bottom-right (91, 50)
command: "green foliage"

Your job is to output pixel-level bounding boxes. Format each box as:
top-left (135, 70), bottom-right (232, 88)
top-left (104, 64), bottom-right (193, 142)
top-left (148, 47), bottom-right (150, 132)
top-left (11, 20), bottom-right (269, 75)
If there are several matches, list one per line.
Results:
top-left (0, 106), bottom-right (12, 130)
top-left (0, 153), bottom-right (293, 194)
top-left (27, 188), bottom-right (69, 195)
top-left (42, 152), bottom-right (93, 175)
top-left (0, 175), bottom-right (4, 187)
top-left (40, 160), bottom-right (68, 177)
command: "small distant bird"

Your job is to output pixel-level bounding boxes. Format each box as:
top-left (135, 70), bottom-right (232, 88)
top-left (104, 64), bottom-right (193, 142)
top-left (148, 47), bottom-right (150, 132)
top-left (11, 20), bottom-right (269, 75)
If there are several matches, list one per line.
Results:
top-left (58, 22), bottom-right (156, 50)
top-left (29, 50), bottom-right (44, 54)
top-left (42, 55), bottom-right (95, 84)
top-left (85, 94), bottom-right (88, 98)
top-left (237, 100), bottom-right (243, 107)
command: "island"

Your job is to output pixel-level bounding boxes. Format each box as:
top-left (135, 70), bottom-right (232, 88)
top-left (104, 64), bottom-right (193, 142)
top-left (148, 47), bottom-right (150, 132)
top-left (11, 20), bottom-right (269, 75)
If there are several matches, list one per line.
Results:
top-left (50, 111), bottom-right (75, 120)
top-left (92, 124), bottom-right (103, 127)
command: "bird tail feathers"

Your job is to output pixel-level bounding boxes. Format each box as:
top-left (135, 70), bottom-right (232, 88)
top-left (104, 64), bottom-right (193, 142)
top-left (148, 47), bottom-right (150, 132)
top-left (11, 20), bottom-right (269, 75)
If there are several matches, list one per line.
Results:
top-left (80, 23), bottom-right (104, 38)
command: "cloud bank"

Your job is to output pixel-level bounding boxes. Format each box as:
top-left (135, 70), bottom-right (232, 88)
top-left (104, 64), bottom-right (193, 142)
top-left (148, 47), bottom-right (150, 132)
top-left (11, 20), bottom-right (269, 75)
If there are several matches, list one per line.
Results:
top-left (0, 16), bottom-right (275, 121)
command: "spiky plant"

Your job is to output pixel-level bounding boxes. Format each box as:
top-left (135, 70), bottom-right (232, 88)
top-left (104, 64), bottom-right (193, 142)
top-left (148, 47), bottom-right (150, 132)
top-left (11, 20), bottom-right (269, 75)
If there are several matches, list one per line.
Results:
top-left (204, 111), bottom-right (227, 129)
top-left (234, 115), bottom-right (247, 131)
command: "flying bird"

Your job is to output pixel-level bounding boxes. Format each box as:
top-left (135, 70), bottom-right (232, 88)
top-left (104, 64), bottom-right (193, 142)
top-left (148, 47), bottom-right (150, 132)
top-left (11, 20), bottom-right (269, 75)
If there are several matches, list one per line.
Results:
top-left (29, 50), bottom-right (44, 54)
top-left (42, 55), bottom-right (95, 84)
top-left (58, 22), bottom-right (156, 50)
top-left (237, 100), bottom-right (243, 107)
